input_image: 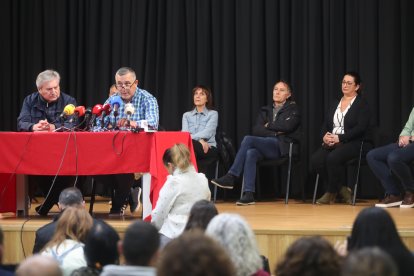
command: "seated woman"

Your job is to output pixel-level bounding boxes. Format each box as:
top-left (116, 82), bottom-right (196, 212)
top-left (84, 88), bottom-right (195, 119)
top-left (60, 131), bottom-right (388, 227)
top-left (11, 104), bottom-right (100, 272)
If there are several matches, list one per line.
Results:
top-left (366, 107), bottom-right (414, 208)
top-left (211, 81), bottom-right (301, 205)
top-left (151, 143), bottom-right (211, 247)
top-left (182, 85), bottom-right (218, 175)
top-left (41, 207), bottom-right (93, 276)
top-left (311, 72), bottom-right (371, 204)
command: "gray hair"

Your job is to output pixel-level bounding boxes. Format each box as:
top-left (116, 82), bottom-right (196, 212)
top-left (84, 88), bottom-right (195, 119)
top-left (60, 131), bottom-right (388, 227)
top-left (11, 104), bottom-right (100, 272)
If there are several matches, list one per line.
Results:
top-left (36, 70), bottom-right (60, 89)
top-left (58, 187), bottom-right (83, 207)
top-left (115, 67), bottom-right (136, 79)
top-left (205, 213), bottom-right (262, 276)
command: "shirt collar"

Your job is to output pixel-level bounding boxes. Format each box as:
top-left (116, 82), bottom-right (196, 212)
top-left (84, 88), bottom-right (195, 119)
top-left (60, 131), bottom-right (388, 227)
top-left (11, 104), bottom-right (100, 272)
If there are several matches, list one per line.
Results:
top-left (190, 106), bottom-right (208, 116)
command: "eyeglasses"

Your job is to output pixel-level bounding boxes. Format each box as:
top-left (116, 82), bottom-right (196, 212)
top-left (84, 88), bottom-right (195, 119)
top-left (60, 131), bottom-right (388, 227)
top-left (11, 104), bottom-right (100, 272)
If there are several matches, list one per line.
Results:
top-left (342, 81), bottom-right (355, 86)
top-left (116, 80), bottom-right (136, 89)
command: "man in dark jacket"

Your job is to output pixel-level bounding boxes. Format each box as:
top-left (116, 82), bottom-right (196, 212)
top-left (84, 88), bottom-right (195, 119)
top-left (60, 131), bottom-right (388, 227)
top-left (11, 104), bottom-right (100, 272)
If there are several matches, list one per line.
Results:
top-left (17, 70), bottom-right (78, 215)
top-left (32, 187), bottom-right (85, 253)
top-left (17, 69), bottom-right (77, 131)
top-left (212, 81), bottom-right (301, 205)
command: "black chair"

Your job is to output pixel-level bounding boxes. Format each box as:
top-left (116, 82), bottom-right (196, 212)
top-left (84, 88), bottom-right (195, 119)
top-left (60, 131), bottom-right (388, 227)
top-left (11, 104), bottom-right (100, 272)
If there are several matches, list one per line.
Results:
top-left (312, 141), bottom-right (365, 205)
top-left (240, 142), bottom-right (302, 204)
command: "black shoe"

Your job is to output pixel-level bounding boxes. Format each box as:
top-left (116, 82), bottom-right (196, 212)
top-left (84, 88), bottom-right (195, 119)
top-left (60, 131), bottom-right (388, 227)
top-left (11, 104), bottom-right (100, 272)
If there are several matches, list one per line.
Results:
top-left (236, 192), bottom-right (255, 206)
top-left (35, 205), bottom-right (49, 216)
top-left (211, 174), bottom-right (236, 189)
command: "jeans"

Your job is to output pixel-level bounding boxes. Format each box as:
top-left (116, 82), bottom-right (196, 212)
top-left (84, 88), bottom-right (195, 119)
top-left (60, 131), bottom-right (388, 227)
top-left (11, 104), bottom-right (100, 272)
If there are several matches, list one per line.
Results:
top-left (228, 135), bottom-right (280, 193)
top-left (366, 143), bottom-right (414, 195)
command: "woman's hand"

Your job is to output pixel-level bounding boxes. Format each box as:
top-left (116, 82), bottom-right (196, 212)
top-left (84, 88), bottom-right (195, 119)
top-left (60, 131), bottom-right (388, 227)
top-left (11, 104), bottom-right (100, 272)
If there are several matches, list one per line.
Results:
top-left (199, 139), bottom-right (210, 153)
top-left (323, 132), bottom-right (339, 146)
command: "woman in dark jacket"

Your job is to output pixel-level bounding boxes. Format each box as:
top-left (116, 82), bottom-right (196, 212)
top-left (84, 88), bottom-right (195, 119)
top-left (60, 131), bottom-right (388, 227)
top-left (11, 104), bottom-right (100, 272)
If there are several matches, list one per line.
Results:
top-left (311, 72), bottom-right (371, 204)
top-left (212, 81), bottom-right (301, 205)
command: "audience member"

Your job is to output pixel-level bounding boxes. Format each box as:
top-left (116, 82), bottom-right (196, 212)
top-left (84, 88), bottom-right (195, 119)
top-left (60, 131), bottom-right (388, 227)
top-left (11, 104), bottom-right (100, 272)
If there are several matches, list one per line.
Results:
top-left (41, 207), bottom-right (93, 276)
top-left (275, 236), bottom-right (342, 276)
top-left (367, 107), bottom-right (414, 208)
top-left (157, 230), bottom-right (236, 276)
top-left (17, 69), bottom-right (78, 216)
top-left (151, 143), bottom-right (211, 247)
top-left (347, 207), bottom-right (414, 276)
top-left (71, 220), bottom-right (120, 276)
top-left (16, 255), bottom-right (62, 276)
top-left (33, 187), bottom-right (85, 253)
top-left (0, 226), bottom-right (14, 276)
top-left (206, 213), bottom-right (269, 276)
top-left (311, 72), bottom-right (371, 204)
top-left (108, 84), bottom-right (118, 97)
top-left (100, 221), bottom-right (159, 276)
top-left (342, 247), bottom-right (398, 276)
top-left (212, 81), bottom-right (300, 205)
top-left (182, 85), bottom-right (218, 175)
top-left (183, 199), bottom-right (218, 232)
top-left (95, 67), bottom-right (158, 216)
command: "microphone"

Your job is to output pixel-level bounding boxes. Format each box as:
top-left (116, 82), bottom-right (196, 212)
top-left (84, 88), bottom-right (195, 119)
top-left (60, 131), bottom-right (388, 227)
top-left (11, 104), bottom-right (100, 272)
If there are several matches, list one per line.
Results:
top-left (92, 104), bottom-right (103, 116)
top-left (74, 106), bottom-right (86, 117)
top-left (124, 103), bottom-right (135, 128)
top-left (100, 103), bottom-right (111, 128)
top-left (124, 103), bottom-right (135, 120)
top-left (59, 104), bottom-right (75, 118)
top-left (110, 96), bottom-right (122, 117)
top-left (83, 107), bottom-right (93, 130)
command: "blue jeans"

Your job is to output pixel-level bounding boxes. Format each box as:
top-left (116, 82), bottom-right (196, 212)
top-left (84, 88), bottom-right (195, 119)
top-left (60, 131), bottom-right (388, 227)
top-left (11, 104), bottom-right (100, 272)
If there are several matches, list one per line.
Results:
top-left (366, 143), bottom-right (414, 195)
top-left (228, 135), bottom-right (280, 193)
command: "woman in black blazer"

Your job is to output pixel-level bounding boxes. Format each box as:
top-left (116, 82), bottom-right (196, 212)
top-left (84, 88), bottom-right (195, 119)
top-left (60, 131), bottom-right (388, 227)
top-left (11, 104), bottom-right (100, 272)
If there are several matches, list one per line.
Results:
top-left (311, 72), bottom-right (371, 204)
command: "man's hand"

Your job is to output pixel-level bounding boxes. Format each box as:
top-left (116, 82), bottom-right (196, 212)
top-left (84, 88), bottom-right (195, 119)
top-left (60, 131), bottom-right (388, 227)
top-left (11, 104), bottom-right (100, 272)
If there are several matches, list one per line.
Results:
top-left (117, 118), bottom-right (137, 128)
top-left (399, 135), bottom-right (410, 147)
top-left (33, 119), bottom-right (52, 132)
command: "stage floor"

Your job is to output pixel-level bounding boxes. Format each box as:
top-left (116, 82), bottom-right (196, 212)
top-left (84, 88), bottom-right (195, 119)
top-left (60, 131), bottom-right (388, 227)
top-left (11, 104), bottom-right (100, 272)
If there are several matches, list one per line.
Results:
top-left (2, 197), bottom-right (414, 271)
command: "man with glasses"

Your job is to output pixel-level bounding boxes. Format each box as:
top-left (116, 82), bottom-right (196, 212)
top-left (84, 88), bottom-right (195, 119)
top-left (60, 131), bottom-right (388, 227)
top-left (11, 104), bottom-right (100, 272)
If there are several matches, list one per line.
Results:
top-left (104, 67), bottom-right (159, 130)
top-left (17, 69), bottom-right (78, 216)
top-left (96, 67), bottom-right (159, 216)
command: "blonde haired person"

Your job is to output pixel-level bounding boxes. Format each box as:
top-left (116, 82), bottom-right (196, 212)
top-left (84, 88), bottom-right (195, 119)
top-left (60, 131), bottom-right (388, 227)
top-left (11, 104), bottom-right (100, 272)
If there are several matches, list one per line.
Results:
top-left (41, 207), bottom-right (93, 276)
top-left (151, 143), bottom-right (211, 247)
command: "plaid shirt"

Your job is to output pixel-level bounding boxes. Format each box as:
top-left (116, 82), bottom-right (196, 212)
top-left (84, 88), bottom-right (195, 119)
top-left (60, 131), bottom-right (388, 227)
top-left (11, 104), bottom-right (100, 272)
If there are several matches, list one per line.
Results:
top-left (104, 87), bottom-right (159, 129)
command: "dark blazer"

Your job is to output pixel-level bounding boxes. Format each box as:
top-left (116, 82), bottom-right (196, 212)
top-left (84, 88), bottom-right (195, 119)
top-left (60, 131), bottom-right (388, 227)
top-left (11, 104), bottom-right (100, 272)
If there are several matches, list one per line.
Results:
top-left (252, 100), bottom-right (301, 156)
top-left (32, 213), bottom-right (61, 254)
top-left (17, 91), bottom-right (77, 131)
top-left (321, 94), bottom-right (370, 143)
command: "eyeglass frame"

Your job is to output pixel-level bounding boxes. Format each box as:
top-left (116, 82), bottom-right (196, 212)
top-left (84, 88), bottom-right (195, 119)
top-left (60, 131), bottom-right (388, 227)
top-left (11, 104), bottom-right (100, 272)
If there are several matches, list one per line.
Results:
top-left (115, 79), bottom-right (137, 89)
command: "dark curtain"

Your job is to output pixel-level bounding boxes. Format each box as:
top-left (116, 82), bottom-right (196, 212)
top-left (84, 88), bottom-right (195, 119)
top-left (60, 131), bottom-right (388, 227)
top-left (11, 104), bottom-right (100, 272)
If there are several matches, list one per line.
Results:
top-left (1, 0), bottom-right (413, 195)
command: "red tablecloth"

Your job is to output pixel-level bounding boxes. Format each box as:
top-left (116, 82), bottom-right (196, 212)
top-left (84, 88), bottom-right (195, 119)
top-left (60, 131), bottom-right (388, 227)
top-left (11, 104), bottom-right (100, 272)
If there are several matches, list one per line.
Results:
top-left (0, 131), bottom-right (196, 213)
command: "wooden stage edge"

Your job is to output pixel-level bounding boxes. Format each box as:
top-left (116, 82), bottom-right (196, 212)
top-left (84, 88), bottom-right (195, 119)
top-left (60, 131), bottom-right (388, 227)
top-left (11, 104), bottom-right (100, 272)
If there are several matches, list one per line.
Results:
top-left (2, 198), bottom-right (414, 271)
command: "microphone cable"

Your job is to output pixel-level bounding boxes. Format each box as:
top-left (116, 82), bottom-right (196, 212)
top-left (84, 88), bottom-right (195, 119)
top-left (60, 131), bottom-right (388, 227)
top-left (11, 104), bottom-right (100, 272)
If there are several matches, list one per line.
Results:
top-left (20, 216), bottom-right (32, 258)
top-left (72, 130), bottom-right (79, 187)
top-left (37, 131), bottom-right (73, 215)
top-left (112, 130), bottom-right (127, 155)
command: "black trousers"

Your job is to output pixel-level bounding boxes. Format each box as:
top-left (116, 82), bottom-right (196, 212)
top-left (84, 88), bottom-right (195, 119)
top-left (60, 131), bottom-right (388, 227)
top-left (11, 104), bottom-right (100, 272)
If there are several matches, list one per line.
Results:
top-left (93, 173), bottom-right (134, 213)
top-left (30, 175), bottom-right (77, 214)
top-left (192, 140), bottom-right (218, 176)
top-left (310, 141), bottom-right (361, 193)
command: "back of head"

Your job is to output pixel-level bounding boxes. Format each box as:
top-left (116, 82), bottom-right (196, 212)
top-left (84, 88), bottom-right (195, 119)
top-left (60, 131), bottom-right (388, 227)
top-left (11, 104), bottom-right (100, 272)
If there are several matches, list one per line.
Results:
top-left (84, 220), bottom-right (120, 270)
top-left (157, 230), bottom-right (235, 276)
top-left (205, 213), bottom-right (262, 276)
top-left (162, 143), bottom-right (191, 171)
top-left (275, 236), bottom-right (341, 276)
top-left (348, 208), bottom-right (405, 252)
top-left (184, 200), bottom-right (218, 232)
top-left (44, 207), bottom-right (93, 250)
top-left (122, 221), bottom-right (159, 266)
top-left (16, 255), bottom-right (62, 276)
top-left (342, 247), bottom-right (398, 276)
top-left (58, 187), bottom-right (83, 209)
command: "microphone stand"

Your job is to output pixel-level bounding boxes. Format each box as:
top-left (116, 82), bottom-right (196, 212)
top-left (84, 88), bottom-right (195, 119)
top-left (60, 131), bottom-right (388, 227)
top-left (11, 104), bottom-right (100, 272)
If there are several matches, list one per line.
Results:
top-left (54, 115), bottom-right (72, 132)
